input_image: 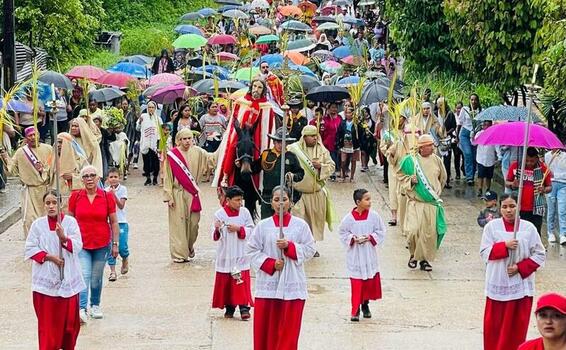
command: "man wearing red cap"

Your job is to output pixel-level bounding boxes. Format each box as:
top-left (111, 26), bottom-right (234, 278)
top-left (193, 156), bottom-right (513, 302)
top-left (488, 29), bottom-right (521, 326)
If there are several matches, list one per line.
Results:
top-left (1, 126), bottom-right (52, 236)
top-left (519, 292), bottom-right (566, 350)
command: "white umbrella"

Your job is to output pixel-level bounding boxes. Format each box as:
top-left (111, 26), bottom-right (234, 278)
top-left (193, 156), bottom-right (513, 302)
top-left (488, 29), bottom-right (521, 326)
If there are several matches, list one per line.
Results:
top-left (250, 0), bottom-right (270, 9)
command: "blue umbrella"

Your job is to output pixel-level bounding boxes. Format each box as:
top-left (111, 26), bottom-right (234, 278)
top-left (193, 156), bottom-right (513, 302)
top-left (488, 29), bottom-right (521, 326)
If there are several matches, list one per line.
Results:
top-left (198, 8), bottom-right (218, 17)
top-left (280, 20), bottom-right (312, 32)
top-left (180, 12), bottom-right (203, 21)
top-left (218, 4), bottom-right (242, 12)
top-left (332, 45), bottom-right (352, 59)
top-left (174, 25), bottom-right (204, 36)
top-left (476, 105), bottom-right (541, 122)
top-left (336, 76), bottom-right (361, 86)
top-left (342, 16), bottom-right (364, 26)
top-left (120, 55), bottom-right (153, 65)
top-left (193, 65), bottom-right (230, 80)
top-left (288, 64), bottom-right (316, 77)
top-left (16, 81), bottom-right (52, 104)
top-left (108, 62), bottom-right (152, 79)
top-left (0, 99), bottom-right (33, 113)
top-left (254, 54), bottom-right (284, 67)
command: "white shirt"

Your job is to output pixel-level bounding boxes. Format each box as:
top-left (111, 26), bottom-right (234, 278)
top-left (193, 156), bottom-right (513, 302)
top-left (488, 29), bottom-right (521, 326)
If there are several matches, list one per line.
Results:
top-left (212, 206), bottom-right (254, 273)
top-left (480, 219), bottom-right (545, 301)
top-left (109, 132), bottom-right (129, 165)
top-left (24, 216), bottom-right (86, 298)
top-left (247, 215), bottom-right (316, 300)
top-left (475, 130), bottom-right (498, 167)
top-left (105, 184), bottom-right (128, 223)
top-left (459, 106), bottom-right (475, 131)
top-left (545, 151), bottom-right (566, 184)
top-left (338, 210), bottom-right (386, 280)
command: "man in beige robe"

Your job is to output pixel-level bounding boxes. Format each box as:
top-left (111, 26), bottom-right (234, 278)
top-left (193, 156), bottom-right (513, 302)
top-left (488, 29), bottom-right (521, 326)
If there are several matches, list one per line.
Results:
top-left (163, 128), bottom-right (215, 262)
top-left (289, 125), bottom-right (335, 250)
top-left (412, 102), bottom-right (444, 139)
top-left (398, 134), bottom-right (447, 271)
top-left (1, 126), bottom-right (52, 236)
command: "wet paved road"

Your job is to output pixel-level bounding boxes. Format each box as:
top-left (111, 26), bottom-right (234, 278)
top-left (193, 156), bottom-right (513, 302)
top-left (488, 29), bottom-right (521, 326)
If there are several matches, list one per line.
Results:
top-left (1, 165), bottom-right (566, 349)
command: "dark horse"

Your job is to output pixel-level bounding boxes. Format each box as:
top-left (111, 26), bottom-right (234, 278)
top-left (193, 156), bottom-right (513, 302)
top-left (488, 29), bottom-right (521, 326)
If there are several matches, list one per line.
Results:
top-left (234, 121), bottom-right (260, 220)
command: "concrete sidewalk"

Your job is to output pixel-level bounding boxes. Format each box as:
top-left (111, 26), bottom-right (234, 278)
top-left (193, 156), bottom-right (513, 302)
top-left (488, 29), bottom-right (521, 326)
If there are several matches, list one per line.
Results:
top-left (0, 178), bottom-right (21, 234)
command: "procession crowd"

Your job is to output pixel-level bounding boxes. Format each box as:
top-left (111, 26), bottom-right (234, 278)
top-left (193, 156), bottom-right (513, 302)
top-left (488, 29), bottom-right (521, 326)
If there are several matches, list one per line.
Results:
top-left (1, 0), bottom-right (566, 349)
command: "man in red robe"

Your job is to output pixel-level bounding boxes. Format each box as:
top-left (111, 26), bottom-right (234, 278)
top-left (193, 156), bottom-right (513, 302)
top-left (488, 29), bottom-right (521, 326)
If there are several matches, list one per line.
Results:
top-left (259, 62), bottom-right (285, 107)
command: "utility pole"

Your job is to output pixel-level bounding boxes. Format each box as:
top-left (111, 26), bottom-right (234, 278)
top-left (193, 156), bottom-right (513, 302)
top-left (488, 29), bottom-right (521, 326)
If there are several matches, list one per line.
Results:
top-left (2, 0), bottom-right (16, 91)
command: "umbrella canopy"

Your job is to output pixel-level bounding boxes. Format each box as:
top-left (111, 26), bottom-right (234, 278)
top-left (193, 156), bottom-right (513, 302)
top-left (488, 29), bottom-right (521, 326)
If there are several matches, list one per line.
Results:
top-left (474, 122), bottom-right (564, 149)
top-left (281, 20), bottom-right (312, 32)
top-left (39, 70), bottom-right (73, 90)
top-left (151, 84), bottom-right (197, 104)
top-left (298, 1), bottom-right (317, 15)
top-left (249, 25), bottom-right (272, 36)
top-left (341, 55), bottom-right (364, 66)
top-left (250, 0), bottom-right (270, 9)
top-left (312, 49), bottom-right (336, 61)
top-left (317, 22), bottom-right (340, 31)
top-left (66, 65), bottom-right (106, 80)
top-left (97, 72), bottom-right (137, 88)
top-left (142, 82), bottom-right (172, 97)
top-left (336, 76), bottom-right (360, 87)
top-left (233, 67), bottom-right (260, 81)
top-left (286, 38), bottom-right (317, 52)
top-left (173, 34), bottom-right (208, 49)
top-left (320, 60), bottom-right (342, 73)
top-left (198, 8), bottom-right (218, 17)
top-left (360, 81), bottom-right (403, 105)
top-left (174, 24), bottom-right (204, 36)
top-left (223, 9), bottom-right (249, 19)
top-left (334, 0), bottom-right (352, 6)
top-left (185, 55), bottom-right (211, 67)
top-left (284, 51), bottom-right (310, 65)
top-left (216, 0), bottom-right (242, 5)
top-left (278, 5), bottom-right (303, 17)
top-left (286, 63), bottom-right (316, 77)
top-left (476, 105), bottom-right (541, 122)
top-left (0, 99), bottom-right (32, 113)
top-left (89, 88), bottom-right (125, 103)
top-left (332, 45), bottom-right (352, 59)
top-left (320, 5), bottom-right (338, 15)
top-left (256, 34), bottom-right (280, 44)
top-left (214, 80), bottom-right (247, 92)
top-left (312, 15), bottom-right (337, 23)
top-left (180, 12), bottom-right (203, 21)
top-left (120, 55), bottom-right (153, 65)
top-left (148, 73), bottom-right (184, 86)
top-left (208, 34), bottom-right (237, 45)
top-left (194, 65), bottom-right (230, 80)
top-left (358, 0), bottom-right (376, 5)
top-left (108, 62), bottom-right (151, 79)
top-left (191, 79), bottom-right (215, 94)
top-left (299, 74), bottom-right (321, 92)
top-left (254, 54), bottom-right (284, 66)
top-left (218, 4), bottom-right (241, 12)
top-left (306, 85), bottom-right (350, 102)
top-left (342, 15), bottom-right (364, 26)
top-left (217, 52), bottom-right (239, 61)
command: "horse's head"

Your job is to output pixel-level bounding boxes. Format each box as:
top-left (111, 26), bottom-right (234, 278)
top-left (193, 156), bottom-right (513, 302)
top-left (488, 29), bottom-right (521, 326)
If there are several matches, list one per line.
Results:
top-left (235, 120), bottom-right (257, 174)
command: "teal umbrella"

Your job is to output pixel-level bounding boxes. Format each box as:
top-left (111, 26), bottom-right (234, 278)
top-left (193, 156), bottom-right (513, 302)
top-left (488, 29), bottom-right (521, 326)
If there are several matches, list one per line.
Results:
top-left (256, 34), bottom-right (280, 44)
top-left (173, 34), bottom-right (208, 49)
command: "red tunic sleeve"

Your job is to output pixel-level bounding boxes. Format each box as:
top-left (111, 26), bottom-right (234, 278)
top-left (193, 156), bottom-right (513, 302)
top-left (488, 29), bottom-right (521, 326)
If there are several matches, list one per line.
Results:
top-left (350, 237), bottom-right (356, 246)
top-left (31, 251), bottom-right (48, 264)
top-left (62, 238), bottom-right (73, 253)
top-left (260, 258), bottom-right (277, 275)
top-left (517, 258), bottom-right (540, 279)
top-left (213, 228), bottom-right (221, 241)
top-left (489, 242), bottom-right (509, 260)
top-left (368, 235), bottom-right (377, 246)
top-left (284, 241), bottom-right (298, 260)
top-left (237, 226), bottom-right (246, 239)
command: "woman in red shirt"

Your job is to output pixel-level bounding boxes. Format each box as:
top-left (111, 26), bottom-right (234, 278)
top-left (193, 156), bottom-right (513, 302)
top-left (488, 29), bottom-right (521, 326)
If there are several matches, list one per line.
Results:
top-left (519, 292), bottom-right (566, 350)
top-left (68, 165), bottom-right (119, 324)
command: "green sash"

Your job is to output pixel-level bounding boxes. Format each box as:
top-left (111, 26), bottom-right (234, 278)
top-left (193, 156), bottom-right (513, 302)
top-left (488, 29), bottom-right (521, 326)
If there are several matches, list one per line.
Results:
top-left (399, 155), bottom-right (447, 248)
top-left (289, 143), bottom-right (336, 231)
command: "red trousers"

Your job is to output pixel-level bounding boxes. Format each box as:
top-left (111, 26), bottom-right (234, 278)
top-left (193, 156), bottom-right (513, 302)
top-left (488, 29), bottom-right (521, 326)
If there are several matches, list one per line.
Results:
top-left (254, 298), bottom-right (305, 350)
top-left (484, 296), bottom-right (533, 350)
top-left (350, 273), bottom-right (382, 316)
top-left (211, 270), bottom-right (254, 309)
top-left (33, 292), bottom-right (80, 350)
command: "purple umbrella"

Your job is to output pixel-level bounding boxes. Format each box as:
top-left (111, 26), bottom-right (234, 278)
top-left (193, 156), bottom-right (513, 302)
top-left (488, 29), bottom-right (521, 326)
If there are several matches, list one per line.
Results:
top-left (473, 122), bottom-right (564, 149)
top-left (150, 84), bottom-right (198, 104)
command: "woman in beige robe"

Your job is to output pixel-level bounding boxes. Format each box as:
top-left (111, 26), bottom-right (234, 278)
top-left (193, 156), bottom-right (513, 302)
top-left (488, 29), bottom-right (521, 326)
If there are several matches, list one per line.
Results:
top-left (70, 117), bottom-right (102, 177)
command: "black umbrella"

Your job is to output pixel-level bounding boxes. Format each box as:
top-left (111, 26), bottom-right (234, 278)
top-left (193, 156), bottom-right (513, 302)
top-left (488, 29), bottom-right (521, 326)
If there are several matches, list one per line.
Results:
top-left (312, 16), bottom-right (337, 23)
top-left (39, 70), bottom-right (73, 90)
top-left (214, 80), bottom-right (247, 92)
top-left (186, 55), bottom-right (211, 67)
top-left (306, 85), bottom-right (350, 103)
top-left (360, 81), bottom-right (403, 105)
top-left (192, 79), bottom-right (215, 94)
top-left (89, 88), bottom-right (125, 103)
top-left (215, 0), bottom-right (242, 5)
top-left (299, 75), bottom-right (321, 92)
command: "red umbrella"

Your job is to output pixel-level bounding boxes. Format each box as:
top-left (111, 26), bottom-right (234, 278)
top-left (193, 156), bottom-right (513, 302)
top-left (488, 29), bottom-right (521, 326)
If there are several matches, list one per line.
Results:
top-left (217, 52), bottom-right (239, 61)
top-left (320, 5), bottom-right (338, 15)
top-left (148, 73), bottom-right (184, 86)
top-left (151, 83), bottom-right (198, 104)
top-left (97, 72), bottom-right (136, 88)
top-left (66, 65), bottom-right (107, 80)
top-left (208, 34), bottom-right (237, 46)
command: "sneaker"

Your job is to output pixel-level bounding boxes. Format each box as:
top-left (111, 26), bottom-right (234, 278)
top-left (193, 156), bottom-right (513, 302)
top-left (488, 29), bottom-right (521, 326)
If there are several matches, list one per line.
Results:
top-left (90, 305), bottom-right (103, 319)
top-left (549, 235), bottom-right (557, 243)
top-left (133, 163), bottom-right (138, 169)
top-left (0, 188), bottom-right (6, 194)
top-left (560, 236), bottom-right (566, 245)
top-left (79, 309), bottom-right (88, 325)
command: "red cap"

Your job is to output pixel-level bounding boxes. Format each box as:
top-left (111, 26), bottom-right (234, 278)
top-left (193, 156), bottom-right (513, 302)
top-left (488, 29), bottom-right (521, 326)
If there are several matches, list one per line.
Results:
top-left (535, 292), bottom-right (566, 314)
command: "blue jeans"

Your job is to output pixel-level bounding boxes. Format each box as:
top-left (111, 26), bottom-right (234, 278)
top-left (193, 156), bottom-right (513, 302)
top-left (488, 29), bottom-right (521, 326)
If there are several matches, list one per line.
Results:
top-left (79, 246), bottom-right (109, 309)
top-left (459, 128), bottom-right (476, 181)
top-left (108, 223), bottom-right (130, 265)
top-left (547, 181), bottom-right (566, 239)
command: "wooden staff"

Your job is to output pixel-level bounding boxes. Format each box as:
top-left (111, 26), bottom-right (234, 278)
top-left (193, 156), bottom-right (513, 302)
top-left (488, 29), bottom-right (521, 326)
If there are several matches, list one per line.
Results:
top-left (50, 84), bottom-right (64, 281)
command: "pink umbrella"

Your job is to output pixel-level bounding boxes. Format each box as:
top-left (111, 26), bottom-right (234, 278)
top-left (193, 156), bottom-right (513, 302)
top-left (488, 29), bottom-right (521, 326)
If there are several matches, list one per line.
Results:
top-left (473, 122), bottom-right (564, 149)
top-left (66, 65), bottom-right (106, 80)
top-left (217, 52), bottom-right (239, 61)
top-left (341, 55), bottom-right (364, 66)
top-left (148, 73), bottom-right (184, 86)
top-left (208, 34), bottom-right (237, 46)
top-left (151, 83), bottom-right (198, 104)
top-left (96, 72), bottom-right (136, 88)
top-left (321, 5), bottom-right (338, 15)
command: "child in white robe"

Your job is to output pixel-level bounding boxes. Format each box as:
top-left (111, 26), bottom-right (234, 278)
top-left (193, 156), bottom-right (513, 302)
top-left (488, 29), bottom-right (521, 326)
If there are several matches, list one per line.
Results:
top-left (338, 188), bottom-right (386, 322)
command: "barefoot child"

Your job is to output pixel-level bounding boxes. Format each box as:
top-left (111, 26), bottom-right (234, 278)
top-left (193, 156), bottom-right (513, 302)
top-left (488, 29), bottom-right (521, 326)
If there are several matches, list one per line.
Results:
top-left (338, 188), bottom-right (386, 322)
top-left (211, 186), bottom-right (254, 320)
top-left (105, 167), bottom-right (129, 281)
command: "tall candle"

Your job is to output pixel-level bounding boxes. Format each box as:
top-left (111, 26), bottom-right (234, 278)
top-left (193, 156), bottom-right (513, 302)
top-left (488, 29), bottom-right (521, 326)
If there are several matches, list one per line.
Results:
top-left (51, 83), bottom-right (56, 101)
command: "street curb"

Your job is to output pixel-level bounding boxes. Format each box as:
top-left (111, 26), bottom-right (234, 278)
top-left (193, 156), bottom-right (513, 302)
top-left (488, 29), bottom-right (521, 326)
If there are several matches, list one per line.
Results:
top-left (0, 206), bottom-right (21, 235)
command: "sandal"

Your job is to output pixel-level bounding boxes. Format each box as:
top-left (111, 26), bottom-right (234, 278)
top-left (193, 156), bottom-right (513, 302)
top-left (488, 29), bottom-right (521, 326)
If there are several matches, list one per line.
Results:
top-left (407, 257), bottom-right (418, 269)
top-left (420, 261), bottom-right (432, 272)
top-left (108, 272), bottom-right (117, 282)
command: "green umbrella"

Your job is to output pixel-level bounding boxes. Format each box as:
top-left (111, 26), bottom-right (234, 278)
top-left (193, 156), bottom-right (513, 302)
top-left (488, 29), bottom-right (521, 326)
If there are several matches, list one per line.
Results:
top-left (233, 67), bottom-right (260, 81)
top-left (173, 34), bottom-right (208, 49)
top-left (256, 34), bottom-right (280, 44)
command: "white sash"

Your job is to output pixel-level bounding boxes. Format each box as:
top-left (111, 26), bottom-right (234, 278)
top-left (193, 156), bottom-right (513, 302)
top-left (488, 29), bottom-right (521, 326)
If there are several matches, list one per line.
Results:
top-left (22, 145), bottom-right (41, 174)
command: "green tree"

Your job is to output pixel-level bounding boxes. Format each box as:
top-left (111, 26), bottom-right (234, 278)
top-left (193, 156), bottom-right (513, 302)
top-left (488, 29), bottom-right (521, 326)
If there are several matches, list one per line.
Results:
top-left (444, 0), bottom-right (543, 94)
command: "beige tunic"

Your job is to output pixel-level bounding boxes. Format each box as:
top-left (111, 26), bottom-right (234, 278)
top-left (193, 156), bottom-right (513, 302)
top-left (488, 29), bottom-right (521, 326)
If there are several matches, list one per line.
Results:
top-left (4, 144), bottom-right (52, 236)
top-left (163, 146), bottom-right (215, 260)
top-left (398, 153), bottom-right (447, 261)
top-left (290, 142), bottom-right (335, 241)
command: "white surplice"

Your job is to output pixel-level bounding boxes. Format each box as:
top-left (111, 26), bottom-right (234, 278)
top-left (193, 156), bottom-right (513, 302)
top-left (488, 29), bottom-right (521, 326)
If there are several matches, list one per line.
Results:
top-left (24, 216), bottom-right (86, 298)
top-left (211, 206), bottom-right (255, 273)
top-left (479, 219), bottom-right (545, 301)
top-left (338, 210), bottom-right (386, 280)
top-left (247, 216), bottom-right (316, 300)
